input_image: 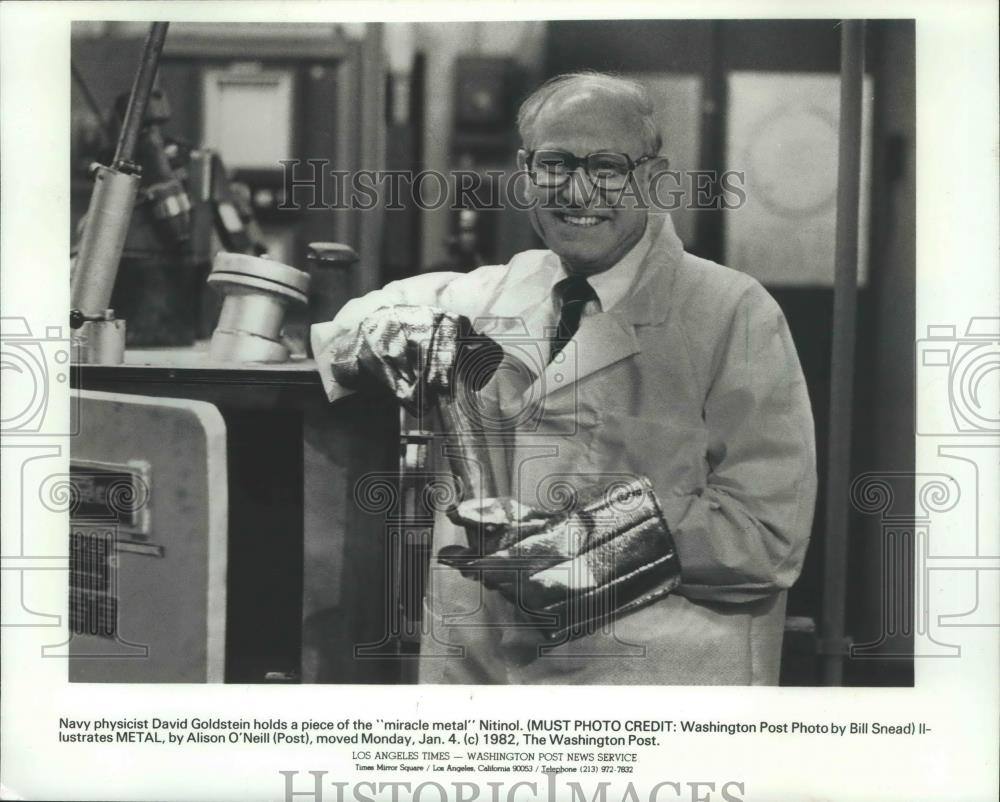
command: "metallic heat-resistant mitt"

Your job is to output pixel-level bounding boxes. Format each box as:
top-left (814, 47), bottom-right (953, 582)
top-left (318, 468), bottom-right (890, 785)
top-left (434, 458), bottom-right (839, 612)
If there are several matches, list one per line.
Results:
top-left (438, 477), bottom-right (682, 641)
top-left (330, 305), bottom-right (503, 412)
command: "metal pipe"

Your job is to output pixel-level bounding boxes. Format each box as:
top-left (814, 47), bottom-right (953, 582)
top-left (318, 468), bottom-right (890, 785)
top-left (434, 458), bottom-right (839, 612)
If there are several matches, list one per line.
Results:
top-left (113, 21), bottom-right (169, 169)
top-left (70, 166), bottom-right (142, 314)
top-left (356, 22), bottom-right (386, 295)
top-left (821, 19), bottom-right (866, 686)
top-left (71, 21), bottom-right (170, 316)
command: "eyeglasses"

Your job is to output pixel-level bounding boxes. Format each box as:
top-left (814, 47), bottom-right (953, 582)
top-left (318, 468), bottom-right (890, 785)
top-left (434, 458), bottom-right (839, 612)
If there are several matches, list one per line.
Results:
top-left (523, 149), bottom-right (661, 190)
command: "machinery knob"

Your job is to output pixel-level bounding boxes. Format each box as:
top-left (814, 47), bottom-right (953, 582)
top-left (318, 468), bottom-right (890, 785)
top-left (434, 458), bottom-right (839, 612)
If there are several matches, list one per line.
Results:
top-left (70, 308), bottom-right (115, 330)
top-left (307, 242), bottom-right (359, 267)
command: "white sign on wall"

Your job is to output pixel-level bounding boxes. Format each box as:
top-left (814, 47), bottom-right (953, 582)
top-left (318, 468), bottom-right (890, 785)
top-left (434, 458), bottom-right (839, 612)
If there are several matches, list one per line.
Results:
top-left (725, 71), bottom-right (873, 286)
top-left (202, 66), bottom-right (293, 170)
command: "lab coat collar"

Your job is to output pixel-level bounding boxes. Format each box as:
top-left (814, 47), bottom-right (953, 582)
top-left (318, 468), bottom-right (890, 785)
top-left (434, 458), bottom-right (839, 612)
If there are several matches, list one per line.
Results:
top-left (545, 220), bottom-right (655, 313)
top-left (480, 213), bottom-right (684, 329)
top-left (608, 212), bottom-right (685, 327)
top-left (483, 213), bottom-right (686, 399)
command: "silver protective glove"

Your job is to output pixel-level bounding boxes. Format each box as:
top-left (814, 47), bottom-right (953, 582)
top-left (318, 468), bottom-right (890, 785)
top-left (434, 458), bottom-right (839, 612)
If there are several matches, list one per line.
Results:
top-left (437, 477), bottom-right (682, 641)
top-left (330, 304), bottom-right (502, 413)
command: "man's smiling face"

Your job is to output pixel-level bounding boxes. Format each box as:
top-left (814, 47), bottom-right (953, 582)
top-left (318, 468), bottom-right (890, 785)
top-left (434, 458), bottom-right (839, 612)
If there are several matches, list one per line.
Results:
top-left (518, 87), bottom-right (656, 277)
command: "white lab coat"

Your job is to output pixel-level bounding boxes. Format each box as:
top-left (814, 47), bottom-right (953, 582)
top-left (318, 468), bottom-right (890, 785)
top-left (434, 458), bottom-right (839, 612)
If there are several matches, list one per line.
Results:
top-left (311, 214), bottom-right (817, 685)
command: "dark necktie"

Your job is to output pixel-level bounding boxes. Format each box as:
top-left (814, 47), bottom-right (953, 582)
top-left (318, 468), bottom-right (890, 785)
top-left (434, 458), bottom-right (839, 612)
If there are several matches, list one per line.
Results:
top-left (549, 275), bottom-right (598, 364)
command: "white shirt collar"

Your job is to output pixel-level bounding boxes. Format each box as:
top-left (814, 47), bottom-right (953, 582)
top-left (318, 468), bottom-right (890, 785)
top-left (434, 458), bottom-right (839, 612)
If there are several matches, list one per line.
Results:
top-left (548, 220), bottom-right (654, 313)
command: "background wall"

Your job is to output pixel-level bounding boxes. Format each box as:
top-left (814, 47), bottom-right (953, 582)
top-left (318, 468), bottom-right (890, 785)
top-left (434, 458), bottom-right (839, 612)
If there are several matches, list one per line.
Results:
top-left (414, 22), bottom-right (545, 270)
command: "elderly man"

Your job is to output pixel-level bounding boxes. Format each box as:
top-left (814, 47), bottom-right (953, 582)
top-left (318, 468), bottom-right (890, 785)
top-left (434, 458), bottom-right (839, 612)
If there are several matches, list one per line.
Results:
top-left (312, 72), bottom-right (817, 685)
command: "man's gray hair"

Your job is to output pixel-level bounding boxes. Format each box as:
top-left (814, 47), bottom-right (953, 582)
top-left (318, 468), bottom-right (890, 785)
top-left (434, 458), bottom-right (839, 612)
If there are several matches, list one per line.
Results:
top-left (516, 71), bottom-right (663, 155)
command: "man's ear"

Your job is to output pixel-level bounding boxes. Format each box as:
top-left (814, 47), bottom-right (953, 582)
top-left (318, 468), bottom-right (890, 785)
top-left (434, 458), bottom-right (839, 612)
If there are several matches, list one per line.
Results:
top-left (636, 155), bottom-right (671, 207)
top-left (516, 149), bottom-right (529, 172)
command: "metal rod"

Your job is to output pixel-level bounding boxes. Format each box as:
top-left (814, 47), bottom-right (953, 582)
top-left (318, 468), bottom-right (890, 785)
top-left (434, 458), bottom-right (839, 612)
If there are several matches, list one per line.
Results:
top-left (356, 22), bottom-right (386, 295)
top-left (70, 21), bottom-right (169, 318)
top-left (113, 21), bottom-right (169, 169)
top-left (821, 19), bottom-right (866, 686)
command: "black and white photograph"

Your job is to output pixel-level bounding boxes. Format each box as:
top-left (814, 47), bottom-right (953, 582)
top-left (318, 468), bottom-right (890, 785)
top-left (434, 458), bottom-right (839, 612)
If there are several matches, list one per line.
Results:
top-left (61, 15), bottom-right (913, 688)
top-left (1, 2), bottom-right (997, 801)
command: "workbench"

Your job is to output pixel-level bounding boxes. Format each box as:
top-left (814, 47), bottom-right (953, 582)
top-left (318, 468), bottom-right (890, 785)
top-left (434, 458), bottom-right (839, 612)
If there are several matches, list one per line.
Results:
top-left (72, 346), bottom-right (402, 683)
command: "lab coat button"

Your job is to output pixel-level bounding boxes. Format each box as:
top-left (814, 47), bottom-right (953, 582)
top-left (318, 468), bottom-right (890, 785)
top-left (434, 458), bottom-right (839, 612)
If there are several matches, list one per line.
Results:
top-left (709, 501), bottom-right (722, 511)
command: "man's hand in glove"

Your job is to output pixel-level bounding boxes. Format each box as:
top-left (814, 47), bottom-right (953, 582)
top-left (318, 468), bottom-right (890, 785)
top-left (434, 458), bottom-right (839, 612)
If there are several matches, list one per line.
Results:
top-left (437, 477), bottom-right (682, 641)
top-left (330, 305), bottom-right (502, 412)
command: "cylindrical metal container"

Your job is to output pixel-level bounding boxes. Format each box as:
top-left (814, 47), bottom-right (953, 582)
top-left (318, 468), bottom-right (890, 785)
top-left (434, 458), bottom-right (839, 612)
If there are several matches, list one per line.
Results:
top-left (206, 252), bottom-right (310, 363)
